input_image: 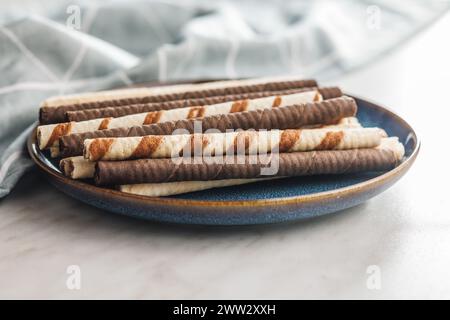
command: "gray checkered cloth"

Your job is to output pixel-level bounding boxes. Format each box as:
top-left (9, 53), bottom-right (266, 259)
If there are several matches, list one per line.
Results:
top-left (0, 0), bottom-right (447, 197)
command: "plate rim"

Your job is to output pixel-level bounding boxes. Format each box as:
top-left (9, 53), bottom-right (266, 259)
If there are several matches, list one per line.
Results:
top-left (27, 93), bottom-right (420, 208)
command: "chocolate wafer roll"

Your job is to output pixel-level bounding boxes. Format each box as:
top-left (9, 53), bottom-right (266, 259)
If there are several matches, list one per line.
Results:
top-left (315, 87), bottom-right (342, 100)
top-left (59, 96), bottom-right (358, 158)
top-left (94, 138), bottom-right (404, 186)
top-left (84, 128), bottom-right (386, 161)
top-left (40, 78), bottom-right (317, 124)
top-left (58, 155), bottom-right (274, 193)
top-left (66, 87), bottom-right (342, 122)
top-left (59, 156), bottom-right (269, 187)
top-left (37, 91), bottom-right (321, 150)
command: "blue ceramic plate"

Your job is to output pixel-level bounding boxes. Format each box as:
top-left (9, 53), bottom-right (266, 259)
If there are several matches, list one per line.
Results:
top-left (27, 94), bottom-right (419, 225)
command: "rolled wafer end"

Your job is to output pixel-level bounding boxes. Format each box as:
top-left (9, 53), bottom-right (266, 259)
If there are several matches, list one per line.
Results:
top-left (60, 158), bottom-right (74, 177)
top-left (378, 137), bottom-right (405, 161)
top-left (378, 128), bottom-right (388, 138)
top-left (39, 107), bottom-right (50, 124)
top-left (83, 140), bottom-right (92, 160)
top-left (60, 156), bottom-right (96, 179)
top-left (37, 122), bottom-right (73, 150)
top-left (37, 125), bottom-right (54, 150)
top-left (318, 87), bottom-right (342, 100)
top-left (337, 117), bottom-right (360, 127)
top-left (50, 146), bottom-right (60, 158)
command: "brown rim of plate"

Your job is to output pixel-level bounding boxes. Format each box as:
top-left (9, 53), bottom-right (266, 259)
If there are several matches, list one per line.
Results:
top-left (28, 93), bottom-right (420, 208)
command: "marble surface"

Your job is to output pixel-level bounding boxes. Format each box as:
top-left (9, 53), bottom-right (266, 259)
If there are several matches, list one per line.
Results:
top-left (1, 14), bottom-right (450, 300)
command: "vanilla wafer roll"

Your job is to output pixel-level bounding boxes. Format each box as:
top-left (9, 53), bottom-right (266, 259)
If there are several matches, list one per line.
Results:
top-left (333, 117), bottom-right (360, 127)
top-left (94, 137), bottom-right (404, 186)
top-left (66, 87), bottom-right (342, 122)
top-left (119, 178), bottom-right (275, 197)
top-left (377, 136), bottom-right (405, 160)
top-left (49, 146), bottom-right (60, 158)
top-left (60, 156), bottom-right (95, 179)
top-left (39, 78), bottom-right (317, 124)
top-left (37, 91), bottom-right (321, 150)
top-left (302, 116), bottom-right (360, 129)
top-left (43, 87), bottom-right (159, 109)
top-left (84, 127), bottom-right (386, 161)
top-left (42, 76), bottom-right (315, 108)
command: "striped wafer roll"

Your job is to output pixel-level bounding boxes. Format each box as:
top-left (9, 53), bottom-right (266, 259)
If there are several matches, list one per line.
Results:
top-left (94, 137), bottom-right (404, 186)
top-left (66, 87), bottom-right (342, 122)
top-left (59, 97), bottom-right (358, 158)
top-left (37, 91), bottom-right (321, 150)
top-left (83, 127), bottom-right (386, 161)
top-left (39, 78), bottom-right (317, 124)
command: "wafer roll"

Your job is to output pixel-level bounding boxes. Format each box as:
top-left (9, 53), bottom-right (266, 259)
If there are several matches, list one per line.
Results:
top-left (49, 146), bottom-right (60, 158)
top-left (66, 87), bottom-right (342, 122)
top-left (60, 156), bottom-right (95, 179)
top-left (42, 76), bottom-right (316, 108)
top-left (59, 117), bottom-right (362, 179)
top-left (37, 91), bottom-right (321, 150)
top-left (64, 88), bottom-right (307, 122)
top-left (58, 156), bottom-right (275, 195)
top-left (57, 115), bottom-right (359, 161)
top-left (315, 87), bottom-right (342, 100)
top-left (59, 97), bottom-right (358, 158)
top-left (301, 117), bottom-right (360, 129)
top-left (84, 127), bottom-right (386, 161)
top-left (39, 78), bottom-right (317, 124)
top-left (94, 138), bottom-right (404, 186)
top-left (119, 178), bottom-right (274, 197)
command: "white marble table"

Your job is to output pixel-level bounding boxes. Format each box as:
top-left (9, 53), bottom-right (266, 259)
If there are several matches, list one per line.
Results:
top-left (1, 14), bottom-right (450, 300)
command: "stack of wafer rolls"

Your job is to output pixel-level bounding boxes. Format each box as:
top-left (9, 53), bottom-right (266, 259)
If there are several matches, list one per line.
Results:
top-left (59, 96), bottom-right (356, 157)
top-left (36, 77), bottom-right (405, 197)
top-left (83, 127), bottom-right (386, 161)
top-left (38, 89), bottom-right (329, 150)
top-left (94, 137), bottom-right (404, 186)
top-left (59, 118), bottom-right (364, 180)
top-left (65, 87), bottom-right (342, 122)
top-left (40, 78), bottom-right (318, 124)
